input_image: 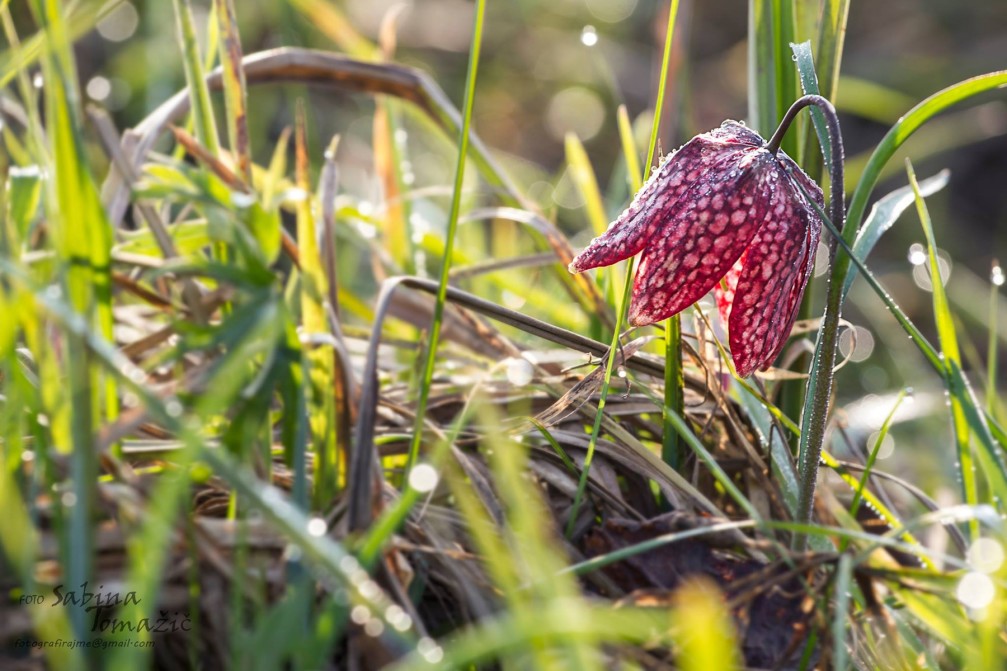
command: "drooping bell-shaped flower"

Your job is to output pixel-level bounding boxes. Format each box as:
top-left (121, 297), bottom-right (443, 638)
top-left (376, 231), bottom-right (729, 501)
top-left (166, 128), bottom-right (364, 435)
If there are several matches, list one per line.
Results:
top-left (569, 120), bottom-right (824, 377)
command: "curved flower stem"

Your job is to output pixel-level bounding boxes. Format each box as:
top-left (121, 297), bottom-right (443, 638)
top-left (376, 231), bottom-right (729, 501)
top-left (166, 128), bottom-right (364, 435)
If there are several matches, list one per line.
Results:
top-left (766, 95), bottom-right (847, 550)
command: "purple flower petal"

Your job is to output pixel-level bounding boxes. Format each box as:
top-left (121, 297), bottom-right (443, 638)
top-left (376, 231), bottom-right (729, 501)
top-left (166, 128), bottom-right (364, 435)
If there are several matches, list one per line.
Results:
top-left (627, 151), bottom-right (774, 326)
top-left (569, 129), bottom-right (748, 274)
top-left (567, 118), bottom-right (826, 378)
top-left (728, 170), bottom-right (822, 376)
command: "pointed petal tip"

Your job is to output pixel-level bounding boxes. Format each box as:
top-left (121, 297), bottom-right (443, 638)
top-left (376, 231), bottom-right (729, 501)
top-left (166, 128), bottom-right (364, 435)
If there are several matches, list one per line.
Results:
top-left (626, 301), bottom-right (656, 328)
top-left (732, 357), bottom-right (758, 378)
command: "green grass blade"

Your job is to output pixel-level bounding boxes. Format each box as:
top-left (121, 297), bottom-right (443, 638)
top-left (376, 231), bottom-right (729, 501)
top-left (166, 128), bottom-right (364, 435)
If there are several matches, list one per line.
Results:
top-left (214, 0), bottom-right (252, 183)
top-left (815, 0), bottom-right (850, 104)
top-left (843, 170), bottom-right (949, 299)
top-left (29, 0), bottom-right (118, 645)
top-left (0, 0), bottom-right (105, 88)
top-left (773, 0), bottom-right (799, 157)
top-left (568, 0), bottom-right (681, 534)
top-left (617, 104), bottom-right (643, 192)
top-left (748, 0), bottom-right (777, 136)
top-left (908, 159), bottom-right (977, 537)
top-left (565, 132), bottom-right (608, 237)
top-left (845, 71), bottom-right (1007, 246)
top-left (831, 554), bottom-right (854, 671)
top-left (405, 0), bottom-right (487, 475)
top-left (848, 389), bottom-right (907, 521)
top-left (662, 315), bottom-right (684, 472)
top-left (172, 0), bottom-right (220, 153)
top-left (988, 261), bottom-right (1002, 416)
top-left (295, 105), bottom-right (339, 506)
top-left (791, 40), bottom-right (831, 169)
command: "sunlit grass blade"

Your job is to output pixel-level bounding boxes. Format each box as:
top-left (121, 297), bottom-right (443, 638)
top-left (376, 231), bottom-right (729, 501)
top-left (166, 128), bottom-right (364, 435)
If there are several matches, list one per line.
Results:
top-left (672, 579), bottom-right (743, 671)
top-left (848, 389), bottom-right (907, 522)
top-left (0, 0), bottom-right (105, 88)
top-left (172, 0), bottom-right (220, 153)
top-left (478, 402), bottom-right (599, 667)
top-left (988, 261), bottom-right (1003, 417)
top-left (616, 105), bottom-right (642, 192)
top-left (27, 0), bottom-right (118, 646)
top-left (831, 554), bottom-right (854, 671)
top-left (844, 70), bottom-right (1007, 250)
top-left (815, 0), bottom-right (850, 104)
top-left (288, 0), bottom-right (379, 60)
top-left (565, 132), bottom-right (608, 237)
top-left (568, 0), bottom-right (680, 532)
top-left (908, 159), bottom-right (977, 538)
top-left (385, 602), bottom-right (680, 670)
top-left (843, 170), bottom-right (949, 299)
top-left (215, 0), bottom-right (252, 183)
top-left (405, 0), bottom-right (487, 475)
top-left (295, 104), bottom-right (339, 506)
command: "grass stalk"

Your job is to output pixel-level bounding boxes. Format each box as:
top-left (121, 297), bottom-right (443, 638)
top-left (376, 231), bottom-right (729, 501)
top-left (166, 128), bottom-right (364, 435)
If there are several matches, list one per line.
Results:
top-left (172, 0), bottom-right (220, 154)
top-left (567, 0), bottom-right (680, 534)
top-left (907, 159), bottom-right (979, 541)
top-left (404, 0), bottom-right (487, 473)
top-left (988, 260), bottom-right (1002, 416)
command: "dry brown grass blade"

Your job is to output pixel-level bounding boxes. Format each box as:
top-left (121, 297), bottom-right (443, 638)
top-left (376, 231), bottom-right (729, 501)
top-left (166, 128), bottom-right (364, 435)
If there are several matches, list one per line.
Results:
top-left (171, 124), bottom-right (246, 191)
top-left (530, 336), bottom-right (651, 430)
